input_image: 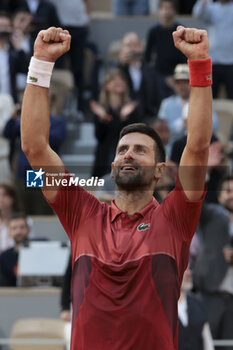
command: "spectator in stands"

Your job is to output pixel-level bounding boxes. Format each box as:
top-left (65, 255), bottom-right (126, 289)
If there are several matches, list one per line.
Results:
top-left (119, 32), bottom-right (161, 120)
top-left (49, 0), bottom-right (90, 115)
top-left (112, 0), bottom-right (149, 15)
top-left (0, 11), bottom-right (30, 102)
top-left (3, 95), bottom-right (66, 215)
top-left (0, 212), bottom-right (30, 286)
top-left (158, 63), bottom-right (219, 155)
top-left (16, 0), bottom-right (60, 53)
top-left (178, 267), bottom-right (214, 350)
top-left (0, 93), bottom-right (14, 182)
top-left (11, 7), bottom-right (33, 95)
top-left (0, 183), bottom-right (23, 254)
top-left (145, 0), bottom-right (186, 98)
top-left (91, 68), bottom-right (142, 177)
top-left (193, 0), bottom-right (233, 99)
top-left (193, 175), bottom-right (233, 348)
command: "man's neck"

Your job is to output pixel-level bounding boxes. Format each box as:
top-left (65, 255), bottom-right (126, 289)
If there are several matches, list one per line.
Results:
top-left (160, 20), bottom-right (174, 29)
top-left (114, 189), bottom-right (154, 217)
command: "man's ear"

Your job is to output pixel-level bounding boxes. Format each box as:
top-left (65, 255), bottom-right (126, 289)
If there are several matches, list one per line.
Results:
top-left (154, 162), bottom-right (166, 179)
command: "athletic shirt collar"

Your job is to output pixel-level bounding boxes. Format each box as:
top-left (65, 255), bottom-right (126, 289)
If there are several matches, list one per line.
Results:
top-left (110, 197), bottom-right (159, 223)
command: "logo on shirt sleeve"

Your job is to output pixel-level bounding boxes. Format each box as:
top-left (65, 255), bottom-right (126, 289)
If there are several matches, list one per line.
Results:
top-left (137, 223), bottom-right (150, 231)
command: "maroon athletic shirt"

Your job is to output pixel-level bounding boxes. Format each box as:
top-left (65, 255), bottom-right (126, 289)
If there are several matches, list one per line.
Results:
top-left (47, 175), bottom-right (205, 350)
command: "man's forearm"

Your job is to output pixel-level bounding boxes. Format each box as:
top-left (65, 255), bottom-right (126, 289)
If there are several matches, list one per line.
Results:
top-left (21, 85), bottom-right (50, 156)
top-left (187, 86), bottom-right (212, 153)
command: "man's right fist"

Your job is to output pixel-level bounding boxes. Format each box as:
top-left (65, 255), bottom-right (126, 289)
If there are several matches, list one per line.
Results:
top-left (33, 27), bottom-right (71, 62)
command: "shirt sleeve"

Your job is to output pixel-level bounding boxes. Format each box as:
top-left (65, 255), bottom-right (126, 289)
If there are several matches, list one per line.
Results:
top-left (192, 0), bottom-right (214, 23)
top-left (46, 172), bottom-right (103, 242)
top-left (161, 176), bottom-right (206, 242)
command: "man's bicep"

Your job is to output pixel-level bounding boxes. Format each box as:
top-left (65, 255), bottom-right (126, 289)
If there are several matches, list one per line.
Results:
top-left (179, 145), bottom-right (208, 201)
top-left (26, 145), bottom-right (65, 203)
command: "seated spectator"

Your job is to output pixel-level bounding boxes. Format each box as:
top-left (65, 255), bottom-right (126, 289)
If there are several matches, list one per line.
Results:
top-left (3, 94), bottom-right (66, 215)
top-left (178, 267), bottom-right (214, 350)
top-left (119, 32), bottom-right (162, 120)
top-left (193, 175), bottom-right (233, 347)
top-left (90, 68), bottom-right (142, 177)
top-left (158, 64), bottom-right (219, 154)
top-left (193, 0), bottom-right (233, 99)
top-left (112, 0), bottom-right (149, 16)
top-left (0, 11), bottom-right (30, 102)
top-left (0, 212), bottom-right (29, 286)
top-left (144, 0), bottom-right (186, 99)
top-left (0, 183), bottom-right (23, 254)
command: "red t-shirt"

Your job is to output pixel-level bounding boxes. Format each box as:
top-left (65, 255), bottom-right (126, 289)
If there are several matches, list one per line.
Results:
top-left (47, 176), bottom-right (205, 350)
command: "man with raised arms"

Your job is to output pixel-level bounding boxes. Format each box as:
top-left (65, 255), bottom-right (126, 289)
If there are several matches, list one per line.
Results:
top-left (21, 26), bottom-right (212, 349)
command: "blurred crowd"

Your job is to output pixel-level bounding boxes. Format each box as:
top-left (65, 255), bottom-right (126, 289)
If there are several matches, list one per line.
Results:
top-left (0, 0), bottom-right (233, 349)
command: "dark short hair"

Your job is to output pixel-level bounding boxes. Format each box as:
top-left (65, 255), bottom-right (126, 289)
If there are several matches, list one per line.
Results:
top-left (119, 123), bottom-right (166, 162)
top-left (0, 11), bottom-right (11, 20)
top-left (159, 0), bottom-right (178, 11)
top-left (9, 212), bottom-right (28, 223)
top-left (217, 174), bottom-right (233, 194)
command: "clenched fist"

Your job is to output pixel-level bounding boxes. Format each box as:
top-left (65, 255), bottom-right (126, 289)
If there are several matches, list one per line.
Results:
top-left (173, 26), bottom-right (209, 61)
top-left (33, 27), bottom-right (71, 62)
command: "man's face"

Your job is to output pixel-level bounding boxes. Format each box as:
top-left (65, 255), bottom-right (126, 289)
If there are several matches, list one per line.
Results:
top-left (218, 180), bottom-right (233, 212)
top-left (105, 74), bottom-right (126, 95)
top-left (9, 218), bottom-right (29, 245)
top-left (174, 79), bottom-right (190, 100)
top-left (0, 16), bottom-right (11, 42)
top-left (158, 1), bottom-right (176, 25)
top-left (111, 132), bottom-right (158, 191)
top-left (123, 33), bottom-right (142, 54)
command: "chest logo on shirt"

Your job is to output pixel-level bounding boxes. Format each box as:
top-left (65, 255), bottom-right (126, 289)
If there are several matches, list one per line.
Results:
top-left (137, 223), bottom-right (150, 231)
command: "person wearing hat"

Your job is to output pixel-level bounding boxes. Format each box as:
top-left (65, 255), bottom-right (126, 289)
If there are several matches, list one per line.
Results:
top-left (158, 63), bottom-right (219, 156)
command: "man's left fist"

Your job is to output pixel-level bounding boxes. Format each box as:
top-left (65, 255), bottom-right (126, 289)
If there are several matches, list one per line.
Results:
top-left (173, 26), bottom-right (209, 61)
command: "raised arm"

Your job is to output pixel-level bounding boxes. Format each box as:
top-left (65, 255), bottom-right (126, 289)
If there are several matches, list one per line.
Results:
top-left (172, 26), bottom-right (212, 201)
top-left (21, 27), bottom-right (71, 202)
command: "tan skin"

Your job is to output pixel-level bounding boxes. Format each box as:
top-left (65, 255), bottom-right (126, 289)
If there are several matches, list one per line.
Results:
top-left (21, 26), bottom-right (212, 211)
top-left (111, 132), bottom-right (165, 216)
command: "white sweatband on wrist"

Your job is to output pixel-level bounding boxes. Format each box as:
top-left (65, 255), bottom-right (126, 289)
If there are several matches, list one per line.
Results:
top-left (27, 57), bottom-right (55, 88)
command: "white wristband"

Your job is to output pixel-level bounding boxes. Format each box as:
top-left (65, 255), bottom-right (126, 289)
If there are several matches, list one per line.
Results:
top-left (27, 57), bottom-right (55, 88)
